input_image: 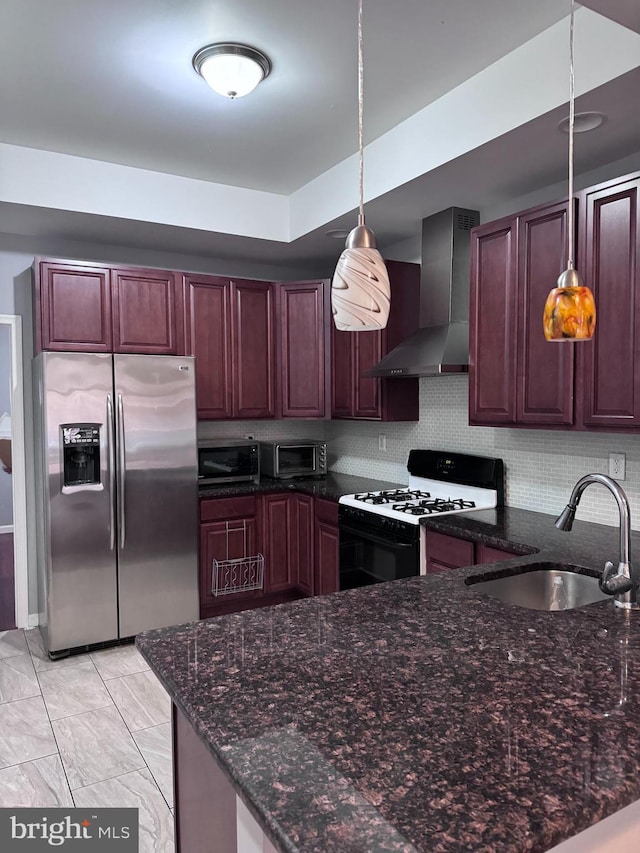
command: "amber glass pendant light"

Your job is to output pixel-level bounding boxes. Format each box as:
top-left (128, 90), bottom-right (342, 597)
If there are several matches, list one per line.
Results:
top-left (543, 0), bottom-right (596, 342)
top-left (331, 0), bottom-right (390, 331)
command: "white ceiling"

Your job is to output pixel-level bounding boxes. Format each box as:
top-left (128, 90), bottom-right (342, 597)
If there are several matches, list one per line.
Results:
top-left (1, 0), bottom-right (639, 273)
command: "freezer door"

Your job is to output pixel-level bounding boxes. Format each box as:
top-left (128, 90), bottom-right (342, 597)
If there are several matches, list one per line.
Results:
top-left (36, 352), bottom-right (118, 652)
top-left (114, 354), bottom-right (199, 636)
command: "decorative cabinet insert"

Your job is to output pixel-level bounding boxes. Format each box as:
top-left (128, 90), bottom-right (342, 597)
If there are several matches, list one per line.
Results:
top-left (331, 260), bottom-right (421, 421)
top-left (34, 259), bottom-right (182, 355)
top-left (469, 170), bottom-right (640, 432)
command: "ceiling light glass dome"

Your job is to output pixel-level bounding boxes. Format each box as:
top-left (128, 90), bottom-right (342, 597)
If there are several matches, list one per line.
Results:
top-left (192, 44), bottom-right (271, 99)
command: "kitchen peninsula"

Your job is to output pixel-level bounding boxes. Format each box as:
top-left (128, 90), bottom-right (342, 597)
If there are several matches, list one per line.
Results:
top-left (137, 507), bottom-right (640, 852)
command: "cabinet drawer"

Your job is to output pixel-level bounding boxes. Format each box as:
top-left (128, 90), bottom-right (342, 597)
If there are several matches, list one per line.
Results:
top-left (476, 544), bottom-right (518, 564)
top-left (200, 495), bottom-right (257, 522)
top-left (315, 497), bottom-right (338, 525)
top-left (425, 530), bottom-right (474, 568)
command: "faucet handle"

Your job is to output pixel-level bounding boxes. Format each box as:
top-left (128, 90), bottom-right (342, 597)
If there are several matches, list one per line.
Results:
top-left (600, 561), bottom-right (634, 596)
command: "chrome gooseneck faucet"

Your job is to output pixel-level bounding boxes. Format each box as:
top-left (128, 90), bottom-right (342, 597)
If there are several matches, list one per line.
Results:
top-left (555, 473), bottom-right (639, 610)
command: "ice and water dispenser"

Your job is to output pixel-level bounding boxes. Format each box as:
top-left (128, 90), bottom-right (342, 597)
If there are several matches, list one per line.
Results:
top-left (61, 424), bottom-right (101, 487)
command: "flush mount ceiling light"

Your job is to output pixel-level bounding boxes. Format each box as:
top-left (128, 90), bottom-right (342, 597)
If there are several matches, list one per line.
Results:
top-left (543, 0), bottom-right (596, 342)
top-left (557, 110), bottom-right (606, 134)
top-left (192, 43), bottom-right (271, 99)
top-left (331, 0), bottom-right (390, 332)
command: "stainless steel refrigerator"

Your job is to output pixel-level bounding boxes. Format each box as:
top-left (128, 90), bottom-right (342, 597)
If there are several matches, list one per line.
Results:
top-left (33, 352), bottom-right (199, 657)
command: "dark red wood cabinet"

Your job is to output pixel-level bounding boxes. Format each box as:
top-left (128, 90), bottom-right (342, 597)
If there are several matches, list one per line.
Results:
top-left (35, 260), bottom-right (113, 353)
top-left (261, 493), bottom-right (295, 593)
top-left (111, 267), bottom-right (182, 354)
top-left (199, 496), bottom-right (261, 617)
top-left (261, 493), bottom-right (316, 595)
top-left (314, 498), bottom-right (339, 595)
top-left (469, 199), bottom-right (573, 427)
top-left (470, 172), bottom-right (640, 432)
top-left (232, 280), bottom-right (276, 419)
top-left (34, 259), bottom-right (182, 355)
top-left (425, 529), bottom-right (518, 573)
top-left (183, 275), bottom-right (233, 419)
top-left (579, 174), bottom-right (640, 430)
top-left (276, 280), bottom-right (330, 419)
top-left (331, 260), bottom-right (421, 421)
top-left (294, 494), bottom-right (315, 596)
top-left (184, 275), bottom-right (275, 420)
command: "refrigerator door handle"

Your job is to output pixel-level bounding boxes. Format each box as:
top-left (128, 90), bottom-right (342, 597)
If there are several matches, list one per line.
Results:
top-left (117, 392), bottom-right (126, 549)
top-left (106, 394), bottom-right (116, 551)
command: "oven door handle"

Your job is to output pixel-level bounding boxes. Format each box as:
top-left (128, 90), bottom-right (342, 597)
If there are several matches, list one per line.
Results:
top-left (339, 523), bottom-right (417, 550)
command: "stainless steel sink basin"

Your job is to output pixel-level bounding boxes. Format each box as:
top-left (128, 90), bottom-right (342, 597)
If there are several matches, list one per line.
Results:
top-left (467, 563), bottom-right (609, 611)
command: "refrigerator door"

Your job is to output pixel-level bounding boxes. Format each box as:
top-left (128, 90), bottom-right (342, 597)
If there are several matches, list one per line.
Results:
top-left (114, 354), bottom-right (199, 636)
top-left (35, 352), bottom-right (118, 652)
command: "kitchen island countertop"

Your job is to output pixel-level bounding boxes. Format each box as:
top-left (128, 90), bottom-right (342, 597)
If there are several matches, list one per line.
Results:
top-left (137, 504), bottom-right (640, 852)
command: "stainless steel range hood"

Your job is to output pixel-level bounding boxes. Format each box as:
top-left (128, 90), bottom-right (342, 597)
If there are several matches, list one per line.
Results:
top-left (364, 206), bottom-right (480, 378)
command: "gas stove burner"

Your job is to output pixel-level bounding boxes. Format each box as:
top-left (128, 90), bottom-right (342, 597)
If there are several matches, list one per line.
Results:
top-left (354, 489), bottom-right (431, 505)
top-left (392, 497), bottom-right (477, 516)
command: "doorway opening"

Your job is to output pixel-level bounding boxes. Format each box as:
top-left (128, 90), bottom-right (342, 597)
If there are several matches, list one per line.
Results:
top-left (0, 315), bottom-right (28, 630)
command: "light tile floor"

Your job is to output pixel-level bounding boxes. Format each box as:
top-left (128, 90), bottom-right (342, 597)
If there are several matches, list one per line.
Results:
top-left (0, 629), bottom-right (174, 853)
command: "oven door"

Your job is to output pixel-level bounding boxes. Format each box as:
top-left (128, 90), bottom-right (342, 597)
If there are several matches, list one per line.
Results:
top-left (339, 517), bottom-right (420, 590)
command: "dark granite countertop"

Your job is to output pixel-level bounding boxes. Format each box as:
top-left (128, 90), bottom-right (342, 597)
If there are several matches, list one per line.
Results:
top-left (198, 471), bottom-right (405, 501)
top-left (138, 505), bottom-right (640, 853)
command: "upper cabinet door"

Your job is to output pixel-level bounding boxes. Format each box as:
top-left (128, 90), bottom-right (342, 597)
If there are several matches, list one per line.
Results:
top-left (277, 280), bottom-right (329, 418)
top-left (111, 267), bottom-right (181, 355)
top-left (232, 280), bottom-right (275, 419)
top-left (580, 176), bottom-right (640, 429)
top-left (184, 275), bottom-right (233, 420)
top-left (354, 332), bottom-right (382, 419)
top-left (36, 261), bottom-right (112, 353)
top-left (516, 200), bottom-right (575, 426)
top-left (469, 218), bottom-right (518, 425)
top-left (331, 326), bottom-right (354, 417)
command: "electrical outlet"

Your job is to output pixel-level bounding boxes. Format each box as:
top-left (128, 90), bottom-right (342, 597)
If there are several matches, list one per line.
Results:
top-left (609, 451), bottom-right (626, 480)
top-left (378, 434), bottom-right (387, 452)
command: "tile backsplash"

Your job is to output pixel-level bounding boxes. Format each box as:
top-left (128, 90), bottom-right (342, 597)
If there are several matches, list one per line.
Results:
top-left (326, 375), bottom-right (640, 531)
top-left (198, 375), bottom-right (640, 530)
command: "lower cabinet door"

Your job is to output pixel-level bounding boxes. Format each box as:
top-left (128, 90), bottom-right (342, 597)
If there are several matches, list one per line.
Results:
top-left (424, 530), bottom-right (475, 573)
top-left (295, 495), bottom-right (314, 595)
top-left (199, 516), bottom-right (260, 612)
top-left (315, 522), bottom-right (339, 595)
top-left (262, 494), bottom-right (295, 592)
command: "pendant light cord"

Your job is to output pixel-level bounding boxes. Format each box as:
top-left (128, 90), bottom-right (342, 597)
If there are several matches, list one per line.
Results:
top-left (358, 0), bottom-right (365, 227)
top-left (567, 0), bottom-right (575, 269)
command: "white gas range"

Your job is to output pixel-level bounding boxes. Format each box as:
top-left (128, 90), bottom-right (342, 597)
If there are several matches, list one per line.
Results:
top-left (337, 450), bottom-right (504, 589)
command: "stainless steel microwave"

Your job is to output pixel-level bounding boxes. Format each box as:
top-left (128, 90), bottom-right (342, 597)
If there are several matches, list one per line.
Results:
top-left (197, 439), bottom-right (260, 486)
top-left (259, 440), bottom-right (327, 480)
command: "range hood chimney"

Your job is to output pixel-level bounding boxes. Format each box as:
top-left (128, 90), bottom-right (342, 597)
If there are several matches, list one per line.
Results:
top-left (364, 206), bottom-right (480, 378)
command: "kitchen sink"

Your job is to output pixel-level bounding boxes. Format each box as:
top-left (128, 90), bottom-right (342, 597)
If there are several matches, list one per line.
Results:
top-left (466, 563), bottom-right (609, 611)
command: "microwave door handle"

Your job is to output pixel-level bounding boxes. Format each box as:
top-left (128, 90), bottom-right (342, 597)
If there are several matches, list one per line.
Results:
top-left (106, 394), bottom-right (116, 551)
top-left (339, 524), bottom-right (416, 550)
top-left (117, 393), bottom-right (126, 549)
